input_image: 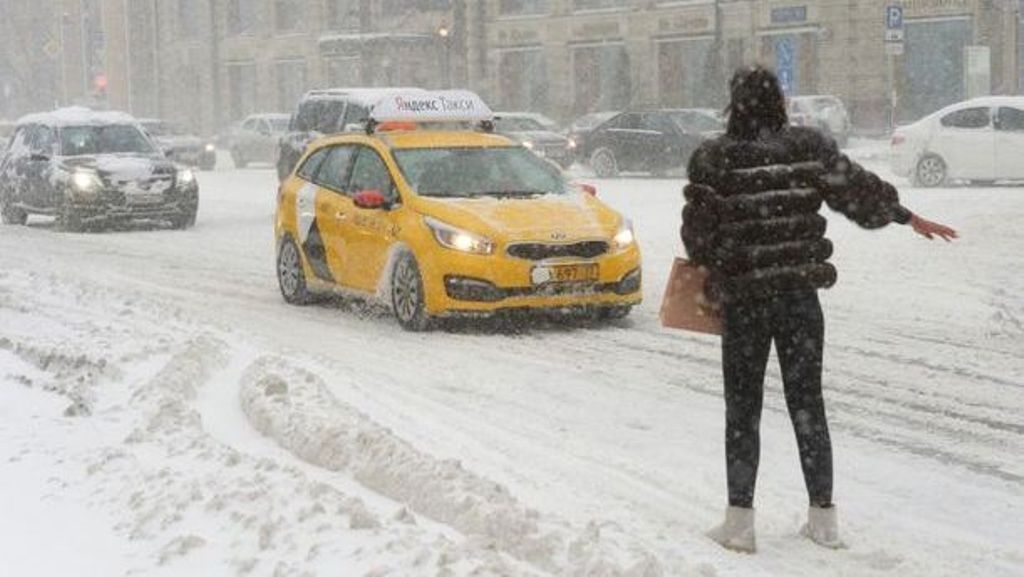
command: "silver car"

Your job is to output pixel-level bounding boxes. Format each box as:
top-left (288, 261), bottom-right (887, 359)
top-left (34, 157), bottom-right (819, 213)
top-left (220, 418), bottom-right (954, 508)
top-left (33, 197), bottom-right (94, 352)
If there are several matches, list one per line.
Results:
top-left (229, 113), bottom-right (290, 168)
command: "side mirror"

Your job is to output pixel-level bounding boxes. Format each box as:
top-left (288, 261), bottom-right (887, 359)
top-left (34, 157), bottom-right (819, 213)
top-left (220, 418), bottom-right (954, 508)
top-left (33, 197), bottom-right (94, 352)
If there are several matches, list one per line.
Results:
top-left (353, 189), bottom-right (387, 209)
top-left (29, 152), bottom-right (50, 162)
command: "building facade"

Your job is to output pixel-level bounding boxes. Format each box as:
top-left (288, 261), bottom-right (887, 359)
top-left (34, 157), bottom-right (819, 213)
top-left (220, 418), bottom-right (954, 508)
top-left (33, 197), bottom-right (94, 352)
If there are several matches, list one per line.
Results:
top-left (2, 0), bottom-right (1020, 135)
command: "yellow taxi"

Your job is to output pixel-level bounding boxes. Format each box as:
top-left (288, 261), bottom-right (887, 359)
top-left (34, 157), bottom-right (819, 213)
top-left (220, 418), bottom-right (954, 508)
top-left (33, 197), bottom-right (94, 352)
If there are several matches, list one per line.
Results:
top-left (274, 91), bottom-right (641, 330)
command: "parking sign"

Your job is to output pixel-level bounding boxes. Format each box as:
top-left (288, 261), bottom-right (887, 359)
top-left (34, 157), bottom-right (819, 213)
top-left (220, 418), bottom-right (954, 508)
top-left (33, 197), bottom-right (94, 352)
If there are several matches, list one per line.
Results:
top-left (885, 5), bottom-right (904, 43)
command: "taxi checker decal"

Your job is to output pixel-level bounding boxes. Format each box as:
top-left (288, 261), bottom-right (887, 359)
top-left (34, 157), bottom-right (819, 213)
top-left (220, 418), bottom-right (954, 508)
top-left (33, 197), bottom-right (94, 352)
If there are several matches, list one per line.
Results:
top-left (296, 181), bottom-right (333, 282)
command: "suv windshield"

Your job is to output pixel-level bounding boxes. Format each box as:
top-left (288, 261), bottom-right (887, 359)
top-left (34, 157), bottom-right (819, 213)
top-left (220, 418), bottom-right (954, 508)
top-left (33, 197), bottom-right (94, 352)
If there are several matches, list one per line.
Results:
top-left (393, 147), bottom-right (568, 198)
top-left (59, 124), bottom-right (156, 156)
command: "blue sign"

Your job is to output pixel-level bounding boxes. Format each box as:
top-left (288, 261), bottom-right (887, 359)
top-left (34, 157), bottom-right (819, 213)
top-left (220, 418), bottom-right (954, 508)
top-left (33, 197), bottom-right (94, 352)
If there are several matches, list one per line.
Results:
top-left (886, 5), bottom-right (903, 30)
top-left (775, 36), bottom-right (796, 95)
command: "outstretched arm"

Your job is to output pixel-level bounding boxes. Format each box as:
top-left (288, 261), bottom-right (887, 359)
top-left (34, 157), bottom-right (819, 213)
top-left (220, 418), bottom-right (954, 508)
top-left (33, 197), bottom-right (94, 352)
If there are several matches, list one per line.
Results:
top-left (815, 135), bottom-right (957, 241)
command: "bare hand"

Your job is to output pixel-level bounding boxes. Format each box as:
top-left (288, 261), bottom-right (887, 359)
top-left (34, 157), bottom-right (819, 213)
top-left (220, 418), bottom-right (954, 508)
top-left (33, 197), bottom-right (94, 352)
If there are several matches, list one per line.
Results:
top-left (911, 214), bottom-right (958, 242)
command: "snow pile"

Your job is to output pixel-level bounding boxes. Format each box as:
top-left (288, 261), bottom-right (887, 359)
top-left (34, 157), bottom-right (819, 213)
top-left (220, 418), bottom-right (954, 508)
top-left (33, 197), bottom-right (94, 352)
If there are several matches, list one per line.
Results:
top-left (240, 356), bottom-right (669, 577)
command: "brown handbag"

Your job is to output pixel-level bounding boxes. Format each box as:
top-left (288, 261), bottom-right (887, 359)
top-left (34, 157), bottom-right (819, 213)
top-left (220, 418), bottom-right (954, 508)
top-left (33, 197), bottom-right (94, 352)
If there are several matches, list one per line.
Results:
top-left (659, 257), bottom-right (722, 335)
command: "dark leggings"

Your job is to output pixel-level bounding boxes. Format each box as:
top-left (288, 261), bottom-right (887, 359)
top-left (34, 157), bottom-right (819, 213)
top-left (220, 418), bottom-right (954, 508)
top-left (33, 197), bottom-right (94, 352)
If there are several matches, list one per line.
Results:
top-left (721, 290), bottom-right (833, 508)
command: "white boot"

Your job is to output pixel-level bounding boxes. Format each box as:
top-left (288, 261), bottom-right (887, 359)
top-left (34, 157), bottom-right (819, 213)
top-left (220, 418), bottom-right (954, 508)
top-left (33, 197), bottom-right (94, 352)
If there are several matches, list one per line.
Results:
top-left (801, 505), bottom-right (846, 549)
top-left (706, 506), bottom-right (756, 553)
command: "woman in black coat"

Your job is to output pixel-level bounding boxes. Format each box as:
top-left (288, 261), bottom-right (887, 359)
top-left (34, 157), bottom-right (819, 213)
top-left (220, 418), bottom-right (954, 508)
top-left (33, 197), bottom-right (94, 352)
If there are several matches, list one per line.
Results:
top-left (682, 66), bottom-right (956, 553)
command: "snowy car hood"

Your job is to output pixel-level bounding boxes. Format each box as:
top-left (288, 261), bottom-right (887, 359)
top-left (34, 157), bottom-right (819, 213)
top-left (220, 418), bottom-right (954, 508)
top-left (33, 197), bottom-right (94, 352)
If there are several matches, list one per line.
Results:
top-left (62, 154), bottom-right (173, 182)
top-left (415, 194), bottom-right (617, 241)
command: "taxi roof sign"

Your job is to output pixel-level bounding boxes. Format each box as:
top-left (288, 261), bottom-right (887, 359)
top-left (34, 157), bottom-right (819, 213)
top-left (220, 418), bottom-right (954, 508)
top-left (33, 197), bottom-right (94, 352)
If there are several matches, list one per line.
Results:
top-left (370, 90), bottom-right (493, 124)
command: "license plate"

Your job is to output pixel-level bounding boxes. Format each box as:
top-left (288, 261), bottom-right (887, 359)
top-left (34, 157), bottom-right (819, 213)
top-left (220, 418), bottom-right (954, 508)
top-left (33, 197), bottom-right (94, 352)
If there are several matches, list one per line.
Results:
top-left (531, 263), bottom-right (599, 285)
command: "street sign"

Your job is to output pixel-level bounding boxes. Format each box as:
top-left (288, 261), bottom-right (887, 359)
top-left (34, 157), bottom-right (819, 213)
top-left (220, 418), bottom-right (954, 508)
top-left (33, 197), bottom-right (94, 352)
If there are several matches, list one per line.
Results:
top-left (885, 42), bottom-right (904, 56)
top-left (885, 5), bottom-right (905, 44)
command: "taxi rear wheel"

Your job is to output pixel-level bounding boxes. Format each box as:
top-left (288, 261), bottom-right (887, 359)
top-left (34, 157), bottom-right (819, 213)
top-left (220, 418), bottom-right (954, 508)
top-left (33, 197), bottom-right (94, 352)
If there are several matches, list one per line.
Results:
top-left (277, 236), bottom-right (312, 305)
top-left (391, 253), bottom-right (431, 332)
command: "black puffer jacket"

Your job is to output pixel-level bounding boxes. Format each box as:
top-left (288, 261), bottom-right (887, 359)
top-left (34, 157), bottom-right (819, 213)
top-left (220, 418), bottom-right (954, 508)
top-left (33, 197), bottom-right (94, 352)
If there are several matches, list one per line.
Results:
top-left (682, 126), bottom-right (911, 302)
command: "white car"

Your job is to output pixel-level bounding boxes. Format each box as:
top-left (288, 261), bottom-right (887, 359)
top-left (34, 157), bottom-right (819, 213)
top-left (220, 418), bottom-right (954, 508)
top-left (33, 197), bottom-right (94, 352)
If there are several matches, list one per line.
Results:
top-left (891, 96), bottom-right (1024, 187)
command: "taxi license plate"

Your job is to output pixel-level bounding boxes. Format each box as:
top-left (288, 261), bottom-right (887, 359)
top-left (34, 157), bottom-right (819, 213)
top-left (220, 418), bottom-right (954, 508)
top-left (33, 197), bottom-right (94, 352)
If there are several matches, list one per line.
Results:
top-left (531, 263), bottom-right (599, 285)
top-left (127, 193), bottom-right (163, 205)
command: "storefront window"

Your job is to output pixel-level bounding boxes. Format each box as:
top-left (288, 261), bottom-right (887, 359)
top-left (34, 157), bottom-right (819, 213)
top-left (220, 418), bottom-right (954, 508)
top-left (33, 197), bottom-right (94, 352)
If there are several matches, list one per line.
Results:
top-left (902, 18), bottom-right (972, 121)
top-left (227, 62), bottom-right (258, 120)
top-left (498, 0), bottom-right (548, 16)
top-left (657, 37), bottom-right (716, 108)
top-left (572, 44), bottom-right (631, 115)
top-left (498, 49), bottom-right (548, 112)
top-left (276, 59), bottom-right (308, 111)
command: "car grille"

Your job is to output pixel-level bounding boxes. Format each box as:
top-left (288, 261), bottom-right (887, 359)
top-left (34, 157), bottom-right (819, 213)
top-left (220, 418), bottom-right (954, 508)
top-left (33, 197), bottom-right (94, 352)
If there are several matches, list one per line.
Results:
top-left (507, 241), bottom-right (609, 261)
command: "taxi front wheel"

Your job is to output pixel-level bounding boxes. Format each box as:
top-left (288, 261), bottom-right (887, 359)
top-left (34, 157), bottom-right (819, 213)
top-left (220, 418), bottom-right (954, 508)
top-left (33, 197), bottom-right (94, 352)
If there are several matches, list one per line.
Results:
top-left (391, 253), bottom-right (432, 332)
top-left (277, 237), bottom-right (312, 305)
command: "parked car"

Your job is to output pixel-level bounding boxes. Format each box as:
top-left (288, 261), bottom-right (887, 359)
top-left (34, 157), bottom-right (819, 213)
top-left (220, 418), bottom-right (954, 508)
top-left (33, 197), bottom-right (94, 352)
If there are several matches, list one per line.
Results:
top-left (277, 87), bottom-right (424, 181)
top-left (891, 96), bottom-right (1024, 187)
top-left (493, 112), bottom-right (575, 168)
top-left (138, 118), bottom-right (216, 170)
top-left (566, 111), bottom-right (619, 159)
top-left (788, 95), bottom-right (851, 147)
top-left (228, 113), bottom-right (290, 168)
top-left (579, 109), bottom-right (723, 178)
top-left (0, 107), bottom-right (198, 230)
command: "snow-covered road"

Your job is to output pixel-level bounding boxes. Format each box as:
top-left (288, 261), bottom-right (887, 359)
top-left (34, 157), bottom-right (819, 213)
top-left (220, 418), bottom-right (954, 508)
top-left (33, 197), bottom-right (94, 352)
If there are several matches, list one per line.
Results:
top-left (1, 148), bottom-right (1021, 576)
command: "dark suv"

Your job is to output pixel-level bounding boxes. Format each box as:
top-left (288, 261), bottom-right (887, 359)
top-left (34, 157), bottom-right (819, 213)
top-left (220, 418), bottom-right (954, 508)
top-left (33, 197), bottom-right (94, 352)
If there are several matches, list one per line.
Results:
top-left (277, 87), bottom-right (423, 181)
top-left (0, 108), bottom-right (199, 230)
top-left (579, 109), bottom-right (723, 177)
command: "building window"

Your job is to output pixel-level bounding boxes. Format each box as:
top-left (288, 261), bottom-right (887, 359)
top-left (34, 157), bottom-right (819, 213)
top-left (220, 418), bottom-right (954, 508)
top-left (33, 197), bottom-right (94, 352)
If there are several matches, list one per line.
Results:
top-left (325, 0), bottom-right (358, 31)
top-left (498, 0), bottom-right (548, 16)
top-left (324, 56), bottom-right (361, 86)
top-left (657, 37), bottom-right (717, 108)
top-left (227, 0), bottom-right (259, 35)
top-left (277, 59), bottom-right (308, 111)
top-left (572, 44), bottom-right (631, 116)
top-left (177, 0), bottom-right (203, 39)
top-left (227, 62), bottom-right (258, 120)
top-left (498, 49), bottom-right (547, 111)
top-left (381, 0), bottom-right (450, 12)
top-left (275, 0), bottom-right (303, 33)
top-left (573, 0), bottom-right (627, 12)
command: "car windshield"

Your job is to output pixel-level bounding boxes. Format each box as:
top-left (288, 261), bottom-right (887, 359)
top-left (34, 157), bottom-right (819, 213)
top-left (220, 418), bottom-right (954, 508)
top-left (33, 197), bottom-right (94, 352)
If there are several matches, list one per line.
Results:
top-left (494, 117), bottom-right (547, 132)
top-left (59, 124), bottom-right (155, 156)
top-left (393, 146), bottom-right (568, 198)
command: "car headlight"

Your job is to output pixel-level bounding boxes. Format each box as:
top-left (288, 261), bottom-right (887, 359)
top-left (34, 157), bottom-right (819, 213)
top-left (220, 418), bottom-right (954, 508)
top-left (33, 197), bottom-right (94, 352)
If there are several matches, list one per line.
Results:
top-left (567, 137), bottom-right (578, 150)
top-left (613, 220), bottom-right (635, 250)
top-left (522, 141), bottom-right (535, 150)
top-left (69, 169), bottom-right (103, 200)
top-left (425, 217), bottom-right (494, 255)
top-left (204, 143), bottom-right (215, 152)
top-left (177, 168), bottom-right (195, 185)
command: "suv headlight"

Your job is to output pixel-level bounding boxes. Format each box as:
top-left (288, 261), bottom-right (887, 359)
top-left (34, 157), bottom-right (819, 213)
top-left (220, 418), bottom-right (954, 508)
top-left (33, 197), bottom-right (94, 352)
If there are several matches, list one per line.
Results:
top-left (68, 169), bottom-right (103, 201)
top-left (177, 168), bottom-right (196, 185)
top-left (425, 217), bottom-right (494, 255)
top-left (612, 219), bottom-right (635, 250)
top-left (204, 143), bottom-right (215, 152)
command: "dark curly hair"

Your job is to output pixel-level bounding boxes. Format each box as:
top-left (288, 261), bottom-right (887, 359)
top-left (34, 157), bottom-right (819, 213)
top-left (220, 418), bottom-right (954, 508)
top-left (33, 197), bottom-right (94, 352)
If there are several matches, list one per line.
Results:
top-left (726, 65), bottom-right (789, 140)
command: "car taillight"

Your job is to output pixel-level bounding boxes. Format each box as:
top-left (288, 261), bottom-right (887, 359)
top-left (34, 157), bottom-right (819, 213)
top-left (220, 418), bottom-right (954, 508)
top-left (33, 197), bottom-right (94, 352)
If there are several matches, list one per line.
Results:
top-left (891, 134), bottom-right (905, 146)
